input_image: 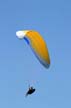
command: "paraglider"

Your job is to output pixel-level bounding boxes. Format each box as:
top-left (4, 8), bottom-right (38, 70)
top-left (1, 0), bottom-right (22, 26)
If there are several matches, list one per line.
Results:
top-left (16, 30), bottom-right (50, 68)
top-left (16, 30), bottom-right (50, 96)
top-left (25, 86), bottom-right (36, 97)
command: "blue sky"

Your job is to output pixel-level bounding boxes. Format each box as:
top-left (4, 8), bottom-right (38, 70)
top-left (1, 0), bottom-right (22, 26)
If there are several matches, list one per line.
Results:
top-left (0, 0), bottom-right (71, 108)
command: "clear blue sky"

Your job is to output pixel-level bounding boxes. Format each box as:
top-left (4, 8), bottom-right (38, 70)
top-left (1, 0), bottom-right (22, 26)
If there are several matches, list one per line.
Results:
top-left (0, 0), bottom-right (71, 108)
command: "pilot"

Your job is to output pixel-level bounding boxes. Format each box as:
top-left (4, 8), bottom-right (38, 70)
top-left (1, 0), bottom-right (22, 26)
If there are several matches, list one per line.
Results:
top-left (25, 86), bottom-right (36, 97)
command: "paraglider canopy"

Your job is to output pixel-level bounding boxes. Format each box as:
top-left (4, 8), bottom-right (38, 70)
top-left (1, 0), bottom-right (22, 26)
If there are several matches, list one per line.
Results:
top-left (16, 30), bottom-right (50, 68)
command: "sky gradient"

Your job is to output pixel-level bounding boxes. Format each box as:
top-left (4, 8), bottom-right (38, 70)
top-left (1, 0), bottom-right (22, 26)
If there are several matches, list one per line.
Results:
top-left (0, 0), bottom-right (71, 108)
